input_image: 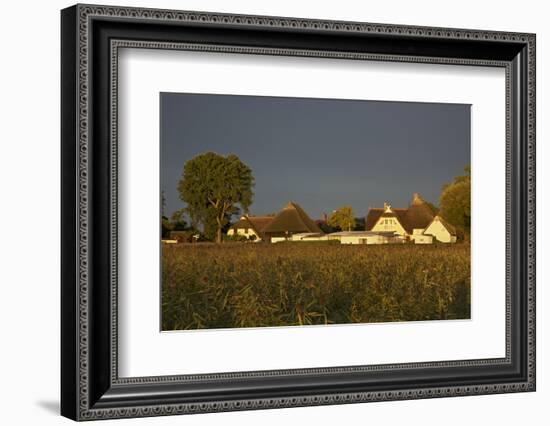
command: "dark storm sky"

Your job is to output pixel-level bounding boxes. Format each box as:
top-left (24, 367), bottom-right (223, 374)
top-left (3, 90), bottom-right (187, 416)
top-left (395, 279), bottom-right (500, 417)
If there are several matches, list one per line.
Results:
top-left (161, 93), bottom-right (470, 220)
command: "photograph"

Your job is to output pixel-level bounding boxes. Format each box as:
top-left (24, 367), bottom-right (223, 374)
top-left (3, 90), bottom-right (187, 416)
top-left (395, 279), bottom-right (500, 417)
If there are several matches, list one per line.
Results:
top-left (160, 93), bottom-right (472, 331)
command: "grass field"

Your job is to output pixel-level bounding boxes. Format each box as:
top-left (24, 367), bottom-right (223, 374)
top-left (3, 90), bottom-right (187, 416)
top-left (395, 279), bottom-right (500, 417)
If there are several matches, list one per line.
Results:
top-left (162, 243), bottom-right (470, 330)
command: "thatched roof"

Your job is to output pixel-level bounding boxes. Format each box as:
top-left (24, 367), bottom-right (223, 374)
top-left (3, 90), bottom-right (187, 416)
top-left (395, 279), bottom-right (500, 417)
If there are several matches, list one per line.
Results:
top-left (405, 193), bottom-right (435, 230)
top-left (230, 215), bottom-right (274, 238)
top-left (365, 193), bottom-right (435, 234)
top-left (263, 202), bottom-right (322, 234)
top-left (247, 216), bottom-right (274, 232)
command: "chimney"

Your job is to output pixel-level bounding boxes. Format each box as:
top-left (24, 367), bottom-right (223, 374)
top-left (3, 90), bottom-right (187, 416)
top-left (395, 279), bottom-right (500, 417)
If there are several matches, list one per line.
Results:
top-left (323, 212), bottom-right (328, 222)
top-left (411, 192), bottom-right (423, 205)
top-left (383, 202), bottom-right (391, 212)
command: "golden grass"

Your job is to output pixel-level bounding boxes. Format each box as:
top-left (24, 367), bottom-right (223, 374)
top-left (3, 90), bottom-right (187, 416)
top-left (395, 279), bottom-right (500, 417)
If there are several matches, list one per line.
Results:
top-left (162, 243), bottom-right (470, 330)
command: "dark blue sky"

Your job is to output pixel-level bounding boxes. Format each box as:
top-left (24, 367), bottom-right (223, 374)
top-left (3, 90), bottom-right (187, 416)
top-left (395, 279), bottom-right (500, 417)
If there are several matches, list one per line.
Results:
top-left (161, 93), bottom-right (470, 220)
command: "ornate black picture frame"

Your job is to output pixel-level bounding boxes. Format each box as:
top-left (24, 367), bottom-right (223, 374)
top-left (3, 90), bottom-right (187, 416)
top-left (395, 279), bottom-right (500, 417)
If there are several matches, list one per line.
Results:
top-left (61, 4), bottom-right (536, 421)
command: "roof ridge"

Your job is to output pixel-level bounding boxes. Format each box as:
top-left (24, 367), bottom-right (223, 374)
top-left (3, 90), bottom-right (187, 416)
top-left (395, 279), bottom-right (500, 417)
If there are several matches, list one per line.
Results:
top-left (367, 207), bottom-right (407, 210)
top-left (263, 201), bottom-right (322, 234)
top-left (284, 201), bottom-right (298, 209)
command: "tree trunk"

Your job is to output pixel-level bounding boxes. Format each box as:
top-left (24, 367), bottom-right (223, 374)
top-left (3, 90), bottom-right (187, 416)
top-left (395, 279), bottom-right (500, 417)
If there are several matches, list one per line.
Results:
top-left (215, 210), bottom-right (224, 244)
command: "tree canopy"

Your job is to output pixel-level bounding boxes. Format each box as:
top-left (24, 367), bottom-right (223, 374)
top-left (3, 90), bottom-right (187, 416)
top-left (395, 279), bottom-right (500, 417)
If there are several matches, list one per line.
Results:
top-left (178, 152), bottom-right (254, 243)
top-left (328, 205), bottom-right (356, 232)
top-left (439, 166), bottom-right (471, 235)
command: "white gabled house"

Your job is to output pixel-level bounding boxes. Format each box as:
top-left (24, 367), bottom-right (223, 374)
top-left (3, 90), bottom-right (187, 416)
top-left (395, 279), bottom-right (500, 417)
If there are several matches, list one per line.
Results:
top-left (370, 207), bottom-right (409, 235)
top-left (227, 215), bottom-right (274, 241)
top-left (365, 193), bottom-right (458, 244)
top-left (423, 215), bottom-right (458, 243)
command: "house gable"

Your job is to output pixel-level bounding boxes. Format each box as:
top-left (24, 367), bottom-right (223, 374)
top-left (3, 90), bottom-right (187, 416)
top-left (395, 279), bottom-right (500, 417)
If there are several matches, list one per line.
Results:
top-left (424, 215), bottom-right (457, 243)
top-left (365, 193), bottom-right (435, 237)
top-left (370, 212), bottom-right (408, 236)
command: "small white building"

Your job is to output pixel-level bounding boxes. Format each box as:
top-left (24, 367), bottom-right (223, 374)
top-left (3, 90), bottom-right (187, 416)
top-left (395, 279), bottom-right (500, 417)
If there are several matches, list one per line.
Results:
top-left (410, 229), bottom-right (434, 244)
top-left (290, 232), bottom-right (328, 241)
top-left (327, 231), bottom-right (404, 245)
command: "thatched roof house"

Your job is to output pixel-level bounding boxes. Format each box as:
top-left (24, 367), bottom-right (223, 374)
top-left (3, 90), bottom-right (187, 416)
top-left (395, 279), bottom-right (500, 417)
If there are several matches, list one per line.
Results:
top-left (262, 202), bottom-right (322, 242)
top-left (227, 215), bottom-right (274, 241)
top-left (365, 193), bottom-right (435, 235)
top-left (365, 193), bottom-right (457, 243)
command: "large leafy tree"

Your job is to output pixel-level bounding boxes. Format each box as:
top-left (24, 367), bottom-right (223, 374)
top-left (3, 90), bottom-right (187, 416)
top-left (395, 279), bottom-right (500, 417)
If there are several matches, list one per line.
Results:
top-left (328, 205), bottom-right (356, 232)
top-left (439, 166), bottom-right (471, 235)
top-left (202, 207), bottom-right (237, 241)
top-left (178, 152), bottom-right (254, 243)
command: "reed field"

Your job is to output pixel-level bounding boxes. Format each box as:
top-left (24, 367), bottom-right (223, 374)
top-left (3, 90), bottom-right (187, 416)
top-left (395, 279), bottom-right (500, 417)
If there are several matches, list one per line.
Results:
top-left (161, 243), bottom-right (470, 330)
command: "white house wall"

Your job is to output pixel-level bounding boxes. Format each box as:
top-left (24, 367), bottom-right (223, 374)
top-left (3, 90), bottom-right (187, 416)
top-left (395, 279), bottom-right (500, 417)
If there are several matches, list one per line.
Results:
top-left (340, 236), bottom-right (362, 244)
top-left (424, 220), bottom-right (456, 243)
top-left (228, 228), bottom-right (260, 240)
top-left (412, 234), bottom-right (434, 244)
top-left (329, 234), bottom-right (405, 245)
top-left (371, 217), bottom-right (408, 236)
